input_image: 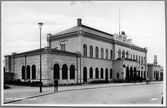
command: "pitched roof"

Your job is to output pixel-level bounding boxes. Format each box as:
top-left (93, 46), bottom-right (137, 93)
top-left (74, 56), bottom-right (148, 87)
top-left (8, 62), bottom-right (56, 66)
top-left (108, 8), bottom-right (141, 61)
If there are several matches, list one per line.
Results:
top-left (52, 24), bottom-right (113, 40)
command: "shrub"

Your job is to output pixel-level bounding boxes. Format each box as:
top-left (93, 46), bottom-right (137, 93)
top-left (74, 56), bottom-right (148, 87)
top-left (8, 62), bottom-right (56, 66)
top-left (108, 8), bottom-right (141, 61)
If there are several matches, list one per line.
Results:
top-left (4, 85), bottom-right (10, 89)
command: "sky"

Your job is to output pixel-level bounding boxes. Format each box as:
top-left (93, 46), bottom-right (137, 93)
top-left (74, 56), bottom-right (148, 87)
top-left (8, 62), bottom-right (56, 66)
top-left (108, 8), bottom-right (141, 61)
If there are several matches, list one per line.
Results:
top-left (1, 1), bottom-right (165, 67)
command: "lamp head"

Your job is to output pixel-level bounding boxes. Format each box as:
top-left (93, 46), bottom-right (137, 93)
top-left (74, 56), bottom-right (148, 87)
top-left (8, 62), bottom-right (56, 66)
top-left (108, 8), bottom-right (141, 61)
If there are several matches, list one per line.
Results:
top-left (38, 22), bottom-right (43, 26)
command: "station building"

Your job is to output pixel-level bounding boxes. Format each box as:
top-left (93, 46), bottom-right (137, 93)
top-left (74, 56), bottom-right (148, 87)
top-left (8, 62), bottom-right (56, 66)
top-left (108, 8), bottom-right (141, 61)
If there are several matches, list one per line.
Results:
top-left (4, 18), bottom-right (162, 85)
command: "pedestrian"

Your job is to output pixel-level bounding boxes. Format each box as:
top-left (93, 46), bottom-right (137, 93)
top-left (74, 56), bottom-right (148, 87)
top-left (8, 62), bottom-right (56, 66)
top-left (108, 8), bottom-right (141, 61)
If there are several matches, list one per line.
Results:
top-left (146, 77), bottom-right (150, 84)
top-left (54, 78), bottom-right (58, 92)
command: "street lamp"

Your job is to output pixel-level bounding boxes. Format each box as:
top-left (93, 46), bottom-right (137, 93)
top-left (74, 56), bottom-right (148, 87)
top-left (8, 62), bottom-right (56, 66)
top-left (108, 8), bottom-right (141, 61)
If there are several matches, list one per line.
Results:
top-left (38, 22), bottom-right (43, 93)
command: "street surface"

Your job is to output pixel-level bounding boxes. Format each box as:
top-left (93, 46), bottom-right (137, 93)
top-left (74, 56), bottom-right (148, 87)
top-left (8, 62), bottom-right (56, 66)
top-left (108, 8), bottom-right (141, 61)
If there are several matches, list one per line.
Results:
top-left (3, 81), bottom-right (164, 105)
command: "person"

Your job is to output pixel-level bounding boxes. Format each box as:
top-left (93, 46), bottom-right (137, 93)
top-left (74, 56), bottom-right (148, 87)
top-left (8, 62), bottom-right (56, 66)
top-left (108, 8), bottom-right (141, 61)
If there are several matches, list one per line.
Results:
top-left (146, 77), bottom-right (150, 84)
top-left (54, 78), bottom-right (58, 92)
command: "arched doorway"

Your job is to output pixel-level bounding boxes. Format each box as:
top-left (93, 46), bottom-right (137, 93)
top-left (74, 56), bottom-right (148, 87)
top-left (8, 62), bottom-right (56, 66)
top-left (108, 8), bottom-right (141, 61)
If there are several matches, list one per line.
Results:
top-left (54, 63), bottom-right (60, 79)
top-left (83, 67), bottom-right (87, 82)
top-left (105, 68), bottom-right (108, 81)
top-left (126, 67), bottom-right (129, 80)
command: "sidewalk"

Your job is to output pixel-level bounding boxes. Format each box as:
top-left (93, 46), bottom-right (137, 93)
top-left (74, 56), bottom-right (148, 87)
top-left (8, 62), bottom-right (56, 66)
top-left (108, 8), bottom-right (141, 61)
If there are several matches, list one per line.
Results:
top-left (3, 81), bottom-right (163, 104)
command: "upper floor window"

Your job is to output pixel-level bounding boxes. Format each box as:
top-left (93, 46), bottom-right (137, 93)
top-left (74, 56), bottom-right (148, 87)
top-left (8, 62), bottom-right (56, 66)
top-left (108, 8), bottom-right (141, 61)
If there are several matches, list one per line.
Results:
top-left (90, 45), bottom-right (93, 57)
top-left (61, 44), bottom-right (66, 51)
top-left (118, 50), bottom-right (121, 58)
top-left (141, 56), bottom-right (143, 64)
top-left (110, 50), bottom-right (112, 60)
top-left (101, 48), bottom-right (104, 59)
top-left (122, 51), bottom-right (125, 58)
top-left (105, 49), bottom-right (108, 59)
top-left (95, 47), bottom-right (99, 58)
top-left (126, 52), bottom-right (128, 59)
top-left (133, 54), bottom-right (135, 60)
top-left (139, 56), bottom-right (140, 64)
top-left (83, 44), bottom-right (87, 56)
top-left (136, 55), bottom-right (138, 61)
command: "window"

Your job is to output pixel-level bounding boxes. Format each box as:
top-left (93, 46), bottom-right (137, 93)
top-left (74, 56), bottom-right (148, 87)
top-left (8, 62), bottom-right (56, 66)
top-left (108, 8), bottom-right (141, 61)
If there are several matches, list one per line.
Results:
top-left (27, 65), bottom-right (30, 79)
top-left (122, 51), bottom-right (125, 58)
top-left (90, 45), bottom-right (93, 57)
top-left (22, 66), bottom-right (25, 79)
top-left (62, 64), bottom-right (68, 79)
top-left (106, 49), bottom-right (108, 59)
top-left (101, 68), bottom-right (103, 78)
top-left (118, 50), bottom-right (121, 58)
top-left (95, 68), bottom-right (99, 79)
top-left (101, 48), bottom-right (104, 59)
top-left (117, 73), bottom-right (119, 79)
top-left (95, 47), bottom-right (99, 58)
top-left (136, 55), bottom-right (138, 61)
top-left (83, 44), bottom-right (87, 56)
top-left (110, 50), bottom-right (112, 60)
top-left (133, 54), bottom-right (135, 60)
top-left (141, 56), bottom-right (143, 64)
top-left (89, 67), bottom-right (93, 78)
top-left (110, 69), bottom-right (112, 78)
top-left (32, 65), bottom-right (36, 79)
top-left (54, 63), bottom-right (60, 79)
top-left (61, 44), bottom-right (66, 51)
top-left (139, 56), bottom-right (140, 64)
top-left (126, 52), bottom-right (128, 59)
top-left (70, 65), bottom-right (75, 79)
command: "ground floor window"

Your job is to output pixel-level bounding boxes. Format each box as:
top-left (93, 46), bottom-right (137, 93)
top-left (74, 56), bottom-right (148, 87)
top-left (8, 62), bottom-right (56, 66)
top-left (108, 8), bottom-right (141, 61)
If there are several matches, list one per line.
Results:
top-left (62, 64), bottom-right (68, 79)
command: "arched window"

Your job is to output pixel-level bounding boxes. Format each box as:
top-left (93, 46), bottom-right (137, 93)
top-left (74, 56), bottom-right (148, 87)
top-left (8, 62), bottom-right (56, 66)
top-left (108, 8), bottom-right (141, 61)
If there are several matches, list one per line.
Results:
top-left (101, 68), bottom-right (103, 78)
top-left (89, 67), bottom-right (93, 78)
top-left (105, 68), bottom-right (108, 81)
top-left (90, 45), bottom-right (93, 57)
top-left (110, 69), bottom-right (112, 78)
top-left (105, 49), bottom-right (108, 59)
top-left (83, 67), bottom-right (87, 82)
top-left (126, 52), bottom-right (128, 59)
top-left (27, 65), bottom-right (30, 79)
top-left (62, 64), bottom-right (68, 79)
top-left (95, 47), bottom-right (99, 58)
top-left (54, 63), bottom-right (60, 79)
top-left (122, 51), bottom-right (125, 58)
top-left (83, 44), bottom-right (87, 57)
top-left (70, 65), bottom-right (75, 79)
top-left (32, 65), bottom-right (36, 79)
top-left (110, 50), bottom-right (112, 60)
top-left (101, 48), bottom-right (104, 59)
top-left (117, 73), bottom-right (119, 79)
top-left (95, 68), bottom-right (99, 79)
top-left (118, 50), bottom-right (121, 58)
top-left (22, 65), bottom-right (25, 79)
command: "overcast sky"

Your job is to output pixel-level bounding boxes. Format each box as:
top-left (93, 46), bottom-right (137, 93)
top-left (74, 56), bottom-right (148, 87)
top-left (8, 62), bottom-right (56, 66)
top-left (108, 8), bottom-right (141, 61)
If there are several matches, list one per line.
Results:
top-left (2, 1), bottom-right (165, 66)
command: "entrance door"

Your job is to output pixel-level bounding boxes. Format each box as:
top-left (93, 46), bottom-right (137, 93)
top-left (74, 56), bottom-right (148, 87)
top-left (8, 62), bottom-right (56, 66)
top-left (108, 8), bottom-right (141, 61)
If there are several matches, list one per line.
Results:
top-left (83, 67), bottom-right (87, 82)
top-left (105, 68), bottom-right (108, 81)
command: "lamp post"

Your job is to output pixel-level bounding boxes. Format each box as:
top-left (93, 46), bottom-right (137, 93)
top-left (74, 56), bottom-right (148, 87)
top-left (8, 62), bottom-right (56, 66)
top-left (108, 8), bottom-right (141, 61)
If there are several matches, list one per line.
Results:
top-left (38, 22), bottom-right (43, 93)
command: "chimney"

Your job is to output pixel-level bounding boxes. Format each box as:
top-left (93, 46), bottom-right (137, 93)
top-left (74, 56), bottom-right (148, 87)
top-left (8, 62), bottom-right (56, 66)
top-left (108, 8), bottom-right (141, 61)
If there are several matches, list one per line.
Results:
top-left (77, 18), bottom-right (82, 26)
top-left (153, 55), bottom-right (158, 65)
top-left (47, 33), bottom-right (52, 48)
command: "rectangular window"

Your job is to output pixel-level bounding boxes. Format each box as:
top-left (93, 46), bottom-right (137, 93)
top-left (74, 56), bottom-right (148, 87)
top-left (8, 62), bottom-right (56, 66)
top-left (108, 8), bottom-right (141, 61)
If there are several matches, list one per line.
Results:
top-left (110, 50), bottom-right (112, 60)
top-left (61, 44), bottom-right (66, 51)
